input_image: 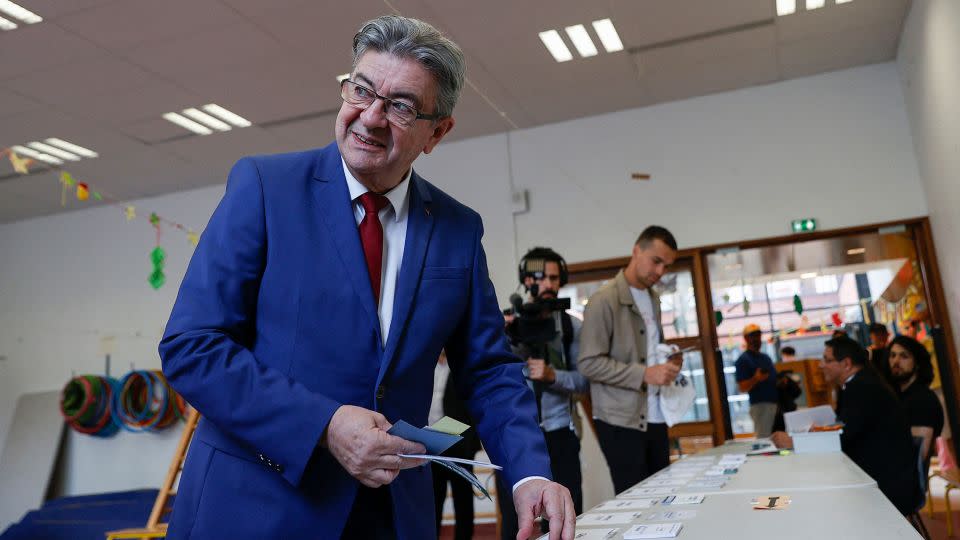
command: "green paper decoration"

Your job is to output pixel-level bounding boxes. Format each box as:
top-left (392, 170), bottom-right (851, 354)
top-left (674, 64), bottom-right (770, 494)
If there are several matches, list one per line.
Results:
top-left (149, 246), bottom-right (166, 290)
top-left (793, 294), bottom-right (804, 315)
top-left (149, 212), bottom-right (160, 227)
top-left (742, 298), bottom-right (750, 315)
top-left (715, 311), bottom-right (724, 326)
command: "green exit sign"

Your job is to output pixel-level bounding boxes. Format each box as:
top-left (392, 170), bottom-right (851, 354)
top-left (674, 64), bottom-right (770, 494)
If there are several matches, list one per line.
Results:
top-left (791, 218), bottom-right (817, 233)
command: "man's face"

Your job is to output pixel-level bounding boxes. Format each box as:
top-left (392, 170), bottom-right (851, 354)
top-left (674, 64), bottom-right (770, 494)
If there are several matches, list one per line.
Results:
top-left (870, 330), bottom-right (889, 349)
top-left (336, 51), bottom-right (454, 189)
top-left (888, 343), bottom-right (916, 383)
top-left (819, 345), bottom-right (847, 386)
top-left (745, 332), bottom-right (762, 352)
top-left (630, 239), bottom-right (677, 289)
top-left (532, 261), bottom-right (562, 300)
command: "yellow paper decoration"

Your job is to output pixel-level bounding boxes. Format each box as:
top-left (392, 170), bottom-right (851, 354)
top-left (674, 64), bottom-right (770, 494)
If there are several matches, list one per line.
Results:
top-left (60, 172), bottom-right (76, 187)
top-left (125, 206), bottom-right (136, 221)
top-left (9, 151), bottom-right (33, 174)
top-left (77, 183), bottom-right (89, 201)
top-left (187, 230), bottom-right (199, 246)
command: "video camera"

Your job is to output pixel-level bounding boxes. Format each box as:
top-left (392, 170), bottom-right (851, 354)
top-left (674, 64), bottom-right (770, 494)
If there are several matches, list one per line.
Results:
top-left (504, 248), bottom-right (571, 349)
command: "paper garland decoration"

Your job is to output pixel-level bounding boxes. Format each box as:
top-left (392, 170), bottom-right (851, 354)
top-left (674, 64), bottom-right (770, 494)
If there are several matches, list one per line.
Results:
top-left (3, 146), bottom-right (201, 289)
top-left (793, 294), bottom-right (804, 315)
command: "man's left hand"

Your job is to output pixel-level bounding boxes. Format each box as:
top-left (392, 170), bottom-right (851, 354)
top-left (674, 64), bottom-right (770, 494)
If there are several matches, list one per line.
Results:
top-left (771, 431), bottom-right (793, 449)
top-left (526, 358), bottom-right (556, 384)
top-left (514, 479), bottom-right (575, 540)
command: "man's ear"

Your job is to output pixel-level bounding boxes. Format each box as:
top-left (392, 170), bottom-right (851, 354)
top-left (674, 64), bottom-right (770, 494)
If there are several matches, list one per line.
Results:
top-left (423, 116), bottom-right (455, 154)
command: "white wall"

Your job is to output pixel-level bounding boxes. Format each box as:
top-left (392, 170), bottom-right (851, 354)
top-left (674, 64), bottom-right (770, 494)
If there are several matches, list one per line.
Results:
top-left (0, 62), bottom-right (927, 512)
top-left (898, 0), bottom-right (960, 360)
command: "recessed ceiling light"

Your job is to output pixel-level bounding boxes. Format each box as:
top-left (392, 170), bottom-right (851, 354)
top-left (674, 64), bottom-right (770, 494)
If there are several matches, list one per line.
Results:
top-left (836, 0), bottom-right (852, 3)
top-left (539, 30), bottom-right (573, 62)
top-left (0, 1), bottom-right (41, 24)
top-left (163, 112), bottom-right (213, 135)
top-left (776, 0), bottom-right (797, 16)
top-left (0, 15), bottom-right (16, 30)
top-left (202, 104), bottom-right (252, 127)
top-left (806, 0), bottom-right (826, 9)
top-left (592, 19), bottom-right (623, 53)
top-left (336, 73), bottom-right (350, 83)
top-left (45, 138), bottom-right (98, 158)
top-left (182, 108), bottom-right (232, 132)
top-left (27, 141), bottom-right (80, 161)
top-left (800, 272), bottom-right (818, 279)
top-left (564, 24), bottom-right (598, 58)
top-left (11, 145), bottom-right (62, 165)
top-left (847, 248), bottom-right (866, 255)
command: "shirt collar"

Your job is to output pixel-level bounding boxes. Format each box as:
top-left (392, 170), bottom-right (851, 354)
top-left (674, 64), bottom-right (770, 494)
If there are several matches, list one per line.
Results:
top-left (341, 158), bottom-right (412, 223)
top-left (841, 371), bottom-right (858, 390)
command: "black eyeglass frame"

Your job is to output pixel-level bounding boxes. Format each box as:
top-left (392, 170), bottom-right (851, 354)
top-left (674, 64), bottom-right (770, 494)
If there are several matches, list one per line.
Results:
top-left (340, 79), bottom-right (443, 125)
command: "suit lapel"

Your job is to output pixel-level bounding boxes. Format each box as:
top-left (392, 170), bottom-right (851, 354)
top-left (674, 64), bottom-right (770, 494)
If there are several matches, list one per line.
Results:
top-left (311, 146), bottom-right (381, 342)
top-left (378, 174), bottom-right (434, 383)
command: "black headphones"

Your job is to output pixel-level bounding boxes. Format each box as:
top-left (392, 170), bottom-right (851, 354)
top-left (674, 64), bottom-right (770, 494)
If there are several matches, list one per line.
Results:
top-left (518, 247), bottom-right (568, 288)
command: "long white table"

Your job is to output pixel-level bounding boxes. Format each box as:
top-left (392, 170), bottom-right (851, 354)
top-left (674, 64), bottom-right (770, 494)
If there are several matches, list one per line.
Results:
top-left (559, 442), bottom-right (921, 540)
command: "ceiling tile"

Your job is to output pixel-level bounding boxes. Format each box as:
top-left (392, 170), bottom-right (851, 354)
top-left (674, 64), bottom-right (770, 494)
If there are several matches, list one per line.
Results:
top-left (611, 0), bottom-right (773, 48)
top-left (0, 23), bottom-right (103, 81)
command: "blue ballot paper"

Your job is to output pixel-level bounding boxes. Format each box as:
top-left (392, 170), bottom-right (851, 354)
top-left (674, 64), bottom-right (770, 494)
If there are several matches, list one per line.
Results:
top-left (387, 420), bottom-right (463, 454)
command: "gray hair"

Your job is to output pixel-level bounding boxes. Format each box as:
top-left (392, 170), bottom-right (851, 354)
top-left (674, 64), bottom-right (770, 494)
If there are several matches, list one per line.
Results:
top-left (352, 15), bottom-right (465, 118)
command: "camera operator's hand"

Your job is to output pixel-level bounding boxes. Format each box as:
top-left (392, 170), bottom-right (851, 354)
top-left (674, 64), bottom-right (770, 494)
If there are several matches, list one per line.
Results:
top-left (526, 358), bottom-right (556, 384)
top-left (644, 363), bottom-right (680, 386)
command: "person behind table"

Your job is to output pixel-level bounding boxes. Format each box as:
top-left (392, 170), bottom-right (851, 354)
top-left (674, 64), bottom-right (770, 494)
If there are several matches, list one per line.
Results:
top-left (734, 324), bottom-right (777, 438)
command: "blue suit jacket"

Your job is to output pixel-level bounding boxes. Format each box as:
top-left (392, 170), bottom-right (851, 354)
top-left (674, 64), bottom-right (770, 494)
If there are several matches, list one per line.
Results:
top-left (159, 142), bottom-right (551, 539)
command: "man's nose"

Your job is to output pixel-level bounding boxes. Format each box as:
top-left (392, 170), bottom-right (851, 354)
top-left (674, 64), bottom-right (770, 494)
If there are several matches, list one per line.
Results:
top-left (360, 98), bottom-right (389, 127)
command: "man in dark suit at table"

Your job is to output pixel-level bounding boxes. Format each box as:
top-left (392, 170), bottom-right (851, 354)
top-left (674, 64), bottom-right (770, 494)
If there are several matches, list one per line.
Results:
top-left (772, 336), bottom-right (918, 514)
top-left (159, 14), bottom-right (573, 540)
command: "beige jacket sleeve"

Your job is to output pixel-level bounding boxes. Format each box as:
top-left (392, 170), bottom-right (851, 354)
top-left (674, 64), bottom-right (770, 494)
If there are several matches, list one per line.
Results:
top-left (577, 292), bottom-right (646, 391)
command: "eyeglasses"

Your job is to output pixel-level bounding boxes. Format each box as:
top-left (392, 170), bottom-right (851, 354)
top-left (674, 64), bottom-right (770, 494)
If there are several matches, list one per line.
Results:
top-left (340, 79), bottom-right (442, 127)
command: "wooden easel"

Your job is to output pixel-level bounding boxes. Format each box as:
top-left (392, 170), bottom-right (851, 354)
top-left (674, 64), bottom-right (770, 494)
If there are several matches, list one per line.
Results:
top-left (104, 407), bottom-right (200, 540)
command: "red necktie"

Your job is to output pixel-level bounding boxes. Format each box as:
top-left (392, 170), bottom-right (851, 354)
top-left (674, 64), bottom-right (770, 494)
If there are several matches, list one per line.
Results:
top-left (358, 192), bottom-right (390, 305)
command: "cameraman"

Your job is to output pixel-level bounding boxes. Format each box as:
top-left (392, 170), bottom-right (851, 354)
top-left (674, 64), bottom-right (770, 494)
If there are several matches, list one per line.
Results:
top-left (500, 247), bottom-right (588, 539)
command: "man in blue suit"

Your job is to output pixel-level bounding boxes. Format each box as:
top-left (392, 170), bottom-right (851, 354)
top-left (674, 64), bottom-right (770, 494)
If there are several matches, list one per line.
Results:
top-left (159, 14), bottom-right (575, 540)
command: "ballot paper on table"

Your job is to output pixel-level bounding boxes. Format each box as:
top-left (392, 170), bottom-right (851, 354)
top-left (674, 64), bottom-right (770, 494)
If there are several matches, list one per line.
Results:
top-left (592, 498), bottom-right (660, 512)
top-left (537, 528), bottom-right (620, 540)
top-left (660, 494), bottom-right (705, 505)
top-left (686, 478), bottom-right (727, 489)
top-left (619, 486), bottom-right (677, 498)
top-left (702, 467), bottom-right (738, 476)
top-left (645, 510), bottom-right (698, 521)
top-left (577, 511), bottom-right (644, 526)
top-left (642, 478), bottom-right (689, 488)
top-left (651, 470), bottom-right (697, 479)
top-left (623, 522), bottom-right (683, 539)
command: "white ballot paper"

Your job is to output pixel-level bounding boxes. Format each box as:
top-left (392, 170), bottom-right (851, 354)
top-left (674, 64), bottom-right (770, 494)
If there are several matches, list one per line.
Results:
top-left (643, 478), bottom-right (688, 488)
top-left (661, 494), bottom-right (705, 505)
top-left (646, 510), bottom-right (698, 521)
top-left (686, 478), bottom-right (727, 489)
top-left (593, 498), bottom-right (659, 512)
top-left (577, 512), bottom-right (644, 526)
top-left (538, 528), bottom-right (620, 540)
top-left (623, 522), bottom-right (683, 539)
top-left (620, 486), bottom-right (677, 498)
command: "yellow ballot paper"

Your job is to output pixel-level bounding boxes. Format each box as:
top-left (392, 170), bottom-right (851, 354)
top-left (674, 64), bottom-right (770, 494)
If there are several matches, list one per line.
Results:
top-left (429, 416), bottom-right (470, 435)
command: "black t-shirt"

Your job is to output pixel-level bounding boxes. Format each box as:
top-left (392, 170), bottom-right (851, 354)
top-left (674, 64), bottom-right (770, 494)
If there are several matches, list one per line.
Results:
top-left (897, 379), bottom-right (945, 440)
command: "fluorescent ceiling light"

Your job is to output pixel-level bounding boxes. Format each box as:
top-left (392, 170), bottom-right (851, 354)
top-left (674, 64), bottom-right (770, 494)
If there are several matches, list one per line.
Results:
top-left (44, 138), bottom-right (98, 158)
top-left (182, 108), bottom-right (232, 131)
top-left (538, 30), bottom-right (573, 62)
top-left (806, 0), bottom-right (826, 9)
top-left (202, 104), bottom-right (252, 127)
top-left (776, 0), bottom-right (797, 16)
top-left (592, 19), bottom-right (623, 53)
top-left (0, 1), bottom-right (41, 23)
top-left (11, 145), bottom-right (62, 165)
top-left (836, 0), bottom-right (853, 3)
top-left (336, 73), bottom-right (350, 83)
top-left (163, 112), bottom-right (213, 135)
top-left (800, 272), bottom-right (818, 279)
top-left (564, 24), bottom-right (598, 58)
top-left (847, 248), bottom-right (866, 255)
top-left (27, 141), bottom-right (80, 161)
top-left (0, 15), bottom-right (16, 30)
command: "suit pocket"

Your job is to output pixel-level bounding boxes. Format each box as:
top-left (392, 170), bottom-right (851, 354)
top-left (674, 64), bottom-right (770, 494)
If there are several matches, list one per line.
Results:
top-left (423, 266), bottom-right (468, 280)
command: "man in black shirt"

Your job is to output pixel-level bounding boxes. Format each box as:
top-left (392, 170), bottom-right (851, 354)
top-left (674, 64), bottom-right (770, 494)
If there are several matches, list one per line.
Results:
top-left (889, 335), bottom-right (944, 466)
top-left (868, 323), bottom-right (893, 386)
top-left (772, 336), bottom-right (918, 515)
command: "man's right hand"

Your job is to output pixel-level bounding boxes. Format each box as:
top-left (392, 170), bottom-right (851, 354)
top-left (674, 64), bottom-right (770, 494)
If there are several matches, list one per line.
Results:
top-left (754, 367), bottom-right (771, 381)
top-left (644, 362), bottom-right (680, 386)
top-left (322, 405), bottom-right (426, 488)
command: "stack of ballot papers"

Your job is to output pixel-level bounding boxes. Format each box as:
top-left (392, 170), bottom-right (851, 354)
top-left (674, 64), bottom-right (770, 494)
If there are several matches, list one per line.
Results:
top-left (537, 529), bottom-right (619, 540)
top-left (577, 512), bottom-right (645, 526)
top-left (623, 522), bottom-right (683, 539)
top-left (389, 416), bottom-right (499, 499)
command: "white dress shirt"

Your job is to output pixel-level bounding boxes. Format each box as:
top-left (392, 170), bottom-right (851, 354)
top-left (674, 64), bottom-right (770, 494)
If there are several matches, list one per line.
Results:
top-left (342, 159), bottom-right (410, 345)
top-left (342, 159), bottom-right (543, 494)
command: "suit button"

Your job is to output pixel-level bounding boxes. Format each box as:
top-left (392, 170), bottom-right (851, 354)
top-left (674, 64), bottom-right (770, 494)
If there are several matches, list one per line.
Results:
top-left (257, 453), bottom-right (265, 462)
top-left (376, 384), bottom-right (386, 400)
top-left (275, 464), bottom-right (284, 474)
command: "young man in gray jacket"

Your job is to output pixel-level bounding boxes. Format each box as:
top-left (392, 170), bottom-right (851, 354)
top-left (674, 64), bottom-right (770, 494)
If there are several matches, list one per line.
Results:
top-left (578, 226), bottom-right (680, 494)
